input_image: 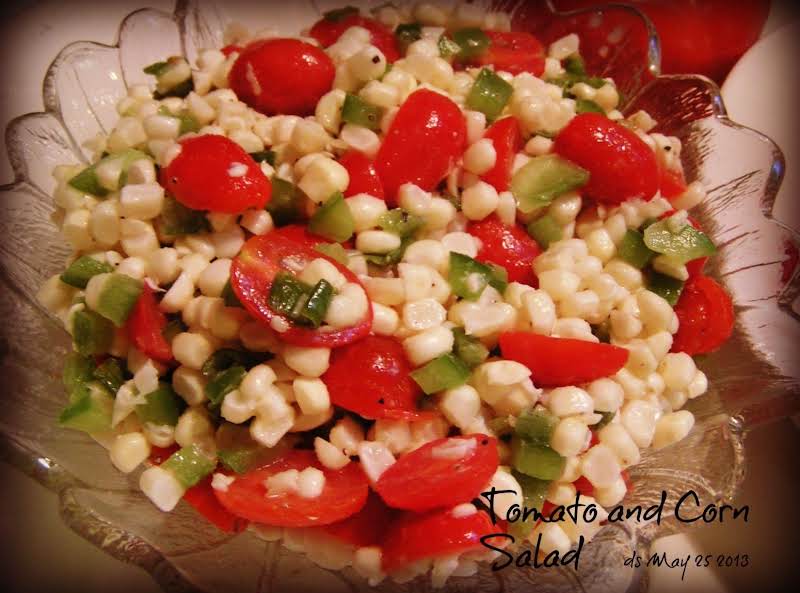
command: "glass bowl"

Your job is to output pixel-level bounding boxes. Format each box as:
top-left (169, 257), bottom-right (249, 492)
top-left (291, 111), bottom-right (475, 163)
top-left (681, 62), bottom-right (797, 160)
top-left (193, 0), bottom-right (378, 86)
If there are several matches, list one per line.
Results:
top-left (0, 1), bottom-right (797, 591)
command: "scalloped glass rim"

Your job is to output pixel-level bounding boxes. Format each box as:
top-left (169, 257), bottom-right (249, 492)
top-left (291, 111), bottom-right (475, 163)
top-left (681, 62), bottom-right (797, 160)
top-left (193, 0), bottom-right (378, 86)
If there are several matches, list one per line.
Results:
top-left (0, 1), bottom-right (797, 592)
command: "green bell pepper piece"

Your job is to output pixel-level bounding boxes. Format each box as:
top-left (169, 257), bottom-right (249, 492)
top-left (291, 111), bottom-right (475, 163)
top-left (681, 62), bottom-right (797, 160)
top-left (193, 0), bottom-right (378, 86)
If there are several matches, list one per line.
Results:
top-left (514, 407), bottom-right (559, 446)
top-left (643, 217), bottom-right (717, 263)
top-left (452, 327), bottom-right (489, 368)
top-left (309, 192), bottom-right (355, 242)
top-left (618, 229), bottom-right (657, 269)
top-left (72, 309), bottom-right (114, 356)
top-left (61, 256), bottom-right (113, 289)
top-left (58, 383), bottom-right (114, 433)
top-left (511, 154), bottom-right (590, 214)
top-left (448, 252), bottom-right (508, 300)
top-left (512, 438), bottom-right (565, 481)
top-left (410, 353), bottom-right (471, 394)
top-left (162, 444), bottom-right (217, 488)
top-left (341, 93), bottom-right (383, 131)
top-left (135, 383), bottom-right (182, 426)
top-left (466, 68), bottom-right (513, 121)
top-left (526, 214), bottom-right (562, 249)
top-left (647, 270), bottom-right (685, 306)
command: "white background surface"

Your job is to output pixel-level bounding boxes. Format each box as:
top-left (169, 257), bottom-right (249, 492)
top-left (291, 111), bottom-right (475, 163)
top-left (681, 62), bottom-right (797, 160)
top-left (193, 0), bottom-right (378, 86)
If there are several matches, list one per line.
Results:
top-left (0, 1), bottom-right (798, 592)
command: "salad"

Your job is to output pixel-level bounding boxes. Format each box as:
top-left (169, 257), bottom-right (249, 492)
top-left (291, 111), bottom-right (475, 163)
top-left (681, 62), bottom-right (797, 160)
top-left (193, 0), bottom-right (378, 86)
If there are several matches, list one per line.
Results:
top-left (35, 1), bottom-right (734, 588)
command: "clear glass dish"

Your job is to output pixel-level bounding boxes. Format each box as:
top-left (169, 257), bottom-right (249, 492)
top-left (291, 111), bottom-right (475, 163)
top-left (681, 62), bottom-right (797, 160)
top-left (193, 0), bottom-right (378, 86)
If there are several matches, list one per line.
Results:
top-left (0, 1), bottom-right (797, 591)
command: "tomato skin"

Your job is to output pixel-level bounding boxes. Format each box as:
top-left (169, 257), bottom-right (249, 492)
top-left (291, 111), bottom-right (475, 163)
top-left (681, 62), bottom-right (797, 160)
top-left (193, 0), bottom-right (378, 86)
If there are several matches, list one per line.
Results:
top-left (659, 166), bottom-right (688, 200)
top-left (382, 508), bottom-right (502, 572)
top-left (149, 444), bottom-right (179, 465)
top-left (374, 89), bottom-right (466, 205)
top-left (127, 283), bottom-right (172, 363)
top-left (162, 135), bottom-right (271, 213)
top-left (309, 15), bottom-right (399, 62)
top-left (375, 435), bottom-right (499, 512)
top-left (469, 215), bottom-right (542, 286)
top-left (323, 335), bottom-right (433, 420)
top-left (671, 275), bottom-right (734, 355)
top-left (480, 116), bottom-right (523, 192)
top-left (572, 476), bottom-right (595, 497)
top-left (231, 231), bottom-right (372, 348)
top-left (499, 332), bottom-right (629, 387)
top-left (554, 113), bottom-right (659, 205)
top-left (339, 150), bottom-right (385, 199)
top-left (220, 44), bottom-right (242, 57)
top-left (229, 38), bottom-right (334, 116)
top-left (473, 31), bottom-right (545, 76)
top-left (183, 476), bottom-right (249, 533)
top-left (213, 450), bottom-right (369, 527)
top-left (321, 492), bottom-right (397, 547)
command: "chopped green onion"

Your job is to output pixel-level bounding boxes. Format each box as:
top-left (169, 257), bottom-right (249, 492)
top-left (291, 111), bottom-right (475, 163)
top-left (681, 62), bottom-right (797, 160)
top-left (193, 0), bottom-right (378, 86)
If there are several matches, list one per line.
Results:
top-left (221, 280), bottom-right (242, 308)
top-left (647, 270), bottom-right (685, 306)
top-left (452, 27), bottom-right (490, 59)
top-left (514, 407), bottom-right (559, 446)
top-left (507, 471), bottom-right (551, 539)
top-left (341, 93), bottom-right (383, 131)
top-left (438, 34), bottom-right (462, 58)
top-left (448, 252), bottom-right (507, 300)
top-left (93, 273), bottom-right (143, 327)
top-left (595, 411), bottom-right (615, 431)
top-left (364, 236), bottom-right (412, 267)
top-left (575, 99), bottom-right (605, 114)
top-left (267, 177), bottom-right (306, 226)
top-left (72, 309), bottom-right (115, 356)
top-left (452, 327), bottom-right (489, 368)
top-left (512, 438), bottom-right (565, 480)
top-left (466, 68), bottom-right (513, 121)
top-left (526, 214), bottom-right (562, 249)
top-left (309, 192), bottom-right (355, 242)
top-left (201, 349), bottom-right (269, 378)
top-left (618, 229), bottom-right (656, 269)
top-left (643, 218), bottom-right (717, 263)
top-left (377, 208), bottom-right (424, 238)
top-left (250, 150), bottom-right (276, 165)
top-left (395, 23), bottom-right (422, 51)
top-left (60, 256), bottom-right (113, 289)
top-left (93, 357), bottom-right (125, 393)
top-left (323, 5), bottom-right (359, 21)
top-left (159, 196), bottom-right (209, 236)
top-left (299, 280), bottom-right (334, 328)
top-left (410, 353), bottom-right (471, 394)
top-left (135, 383), bottom-right (182, 426)
top-left (162, 444), bottom-right (216, 488)
top-left (315, 242), bottom-right (349, 265)
top-left (269, 272), bottom-right (312, 319)
top-left (510, 154), bottom-right (590, 214)
top-left (58, 384), bottom-right (114, 433)
top-left (205, 365), bottom-right (247, 407)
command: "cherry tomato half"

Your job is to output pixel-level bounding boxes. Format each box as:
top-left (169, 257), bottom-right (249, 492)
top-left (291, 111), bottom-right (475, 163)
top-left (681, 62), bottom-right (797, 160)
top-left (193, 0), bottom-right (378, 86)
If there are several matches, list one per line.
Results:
top-left (213, 450), bottom-right (369, 527)
top-left (469, 215), bottom-right (542, 286)
top-left (472, 31), bottom-right (546, 76)
top-left (229, 38), bottom-right (334, 116)
top-left (161, 134), bottom-right (272, 213)
top-left (375, 435), bottom-right (499, 512)
top-left (231, 230), bottom-right (372, 348)
top-left (310, 14), bottom-right (399, 62)
top-left (480, 116), bottom-right (524, 193)
top-left (554, 113), bottom-right (659, 205)
top-left (127, 283), bottom-right (172, 363)
top-left (671, 275), bottom-right (734, 355)
top-left (339, 150), bottom-right (385, 199)
top-left (323, 335), bottom-right (433, 420)
top-left (321, 492), bottom-right (397, 547)
top-left (375, 89), bottom-right (466, 205)
top-left (659, 166), bottom-right (688, 200)
top-left (183, 476), bottom-right (249, 533)
top-left (499, 332), bottom-right (629, 387)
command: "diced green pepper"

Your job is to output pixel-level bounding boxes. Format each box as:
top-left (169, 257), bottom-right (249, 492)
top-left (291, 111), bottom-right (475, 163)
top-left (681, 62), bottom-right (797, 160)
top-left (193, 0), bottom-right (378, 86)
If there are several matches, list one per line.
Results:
top-left (217, 424), bottom-right (293, 474)
top-left (159, 196), bottom-right (210, 236)
top-left (377, 209), bottom-right (424, 238)
top-left (512, 438), bottom-right (565, 480)
top-left (341, 93), bottom-right (383, 131)
top-left (410, 353), bottom-right (471, 394)
top-left (220, 280), bottom-right (242, 308)
top-left (61, 256), bottom-right (113, 289)
top-left (205, 366), bottom-right (247, 407)
top-left (618, 229), bottom-right (657, 269)
top-left (507, 471), bottom-right (551, 539)
top-left (448, 252), bottom-right (507, 300)
top-left (643, 218), bottom-right (717, 263)
top-left (93, 273), bottom-right (143, 327)
top-left (267, 177), bottom-right (306, 226)
top-left (575, 99), bottom-right (605, 114)
top-left (143, 61), bottom-right (169, 76)
top-left (563, 55), bottom-right (586, 76)
top-left (269, 272), bottom-right (312, 319)
top-left (250, 150), bottom-right (276, 165)
top-left (438, 34), bottom-right (462, 58)
top-left (135, 383), bottom-right (182, 426)
top-left (315, 242), bottom-right (349, 265)
top-left (67, 166), bottom-right (107, 197)
top-left (299, 280), bottom-right (334, 328)
top-left (511, 154), bottom-right (590, 213)
top-left (514, 407), bottom-right (559, 446)
top-left (72, 309), bottom-right (114, 356)
top-left (308, 192), bottom-right (355, 242)
top-left (157, 106), bottom-right (199, 135)
top-left (364, 236), bottom-right (412, 267)
top-left (647, 270), bottom-right (685, 306)
top-left (62, 352), bottom-right (95, 393)
top-left (395, 23), bottom-right (422, 51)
top-left (526, 214), bottom-right (562, 249)
top-left (58, 384), bottom-right (114, 433)
top-left (487, 415), bottom-right (514, 436)
top-left (93, 357), bottom-right (125, 393)
top-left (323, 5), bottom-right (359, 21)
top-left (201, 348), bottom-right (267, 378)
top-left (162, 318), bottom-right (187, 343)
top-left (452, 327), bottom-right (489, 368)
top-left (452, 27), bottom-right (490, 59)
top-left (466, 68), bottom-right (514, 121)
top-left (162, 444), bottom-right (216, 488)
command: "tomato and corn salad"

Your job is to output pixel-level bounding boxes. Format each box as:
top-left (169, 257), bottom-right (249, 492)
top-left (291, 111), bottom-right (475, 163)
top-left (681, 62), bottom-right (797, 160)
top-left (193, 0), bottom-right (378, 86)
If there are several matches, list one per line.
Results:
top-left (36, 2), bottom-right (733, 588)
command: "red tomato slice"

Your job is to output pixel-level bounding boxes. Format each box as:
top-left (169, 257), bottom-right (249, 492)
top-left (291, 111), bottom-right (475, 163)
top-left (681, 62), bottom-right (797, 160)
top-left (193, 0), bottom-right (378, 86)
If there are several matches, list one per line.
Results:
top-left (659, 166), bottom-right (688, 200)
top-left (183, 476), bottom-right (249, 533)
top-left (468, 215), bottom-right (541, 286)
top-left (375, 89), bottom-right (466, 205)
top-left (127, 283), bottom-right (172, 363)
top-left (671, 275), bottom-right (734, 355)
top-left (375, 435), bottom-right (499, 511)
top-left (339, 150), bottom-right (385, 199)
top-left (480, 116), bottom-right (523, 192)
top-left (382, 507), bottom-right (503, 573)
top-left (309, 14), bottom-right (399, 62)
top-left (321, 492), bottom-right (397, 547)
top-left (322, 335), bottom-right (432, 420)
top-left (554, 113), bottom-right (659, 205)
top-left (161, 135), bottom-right (271, 213)
top-left (499, 332), bottom-right (629, 387)
top-left (229, 38), bottom-right (334, 116)
top-left (231, 231), bottom-right (372, 348)
top-left (473, 31), bottom-right (545, 76)
top-left (213, 450), bottom-right (369, 527)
